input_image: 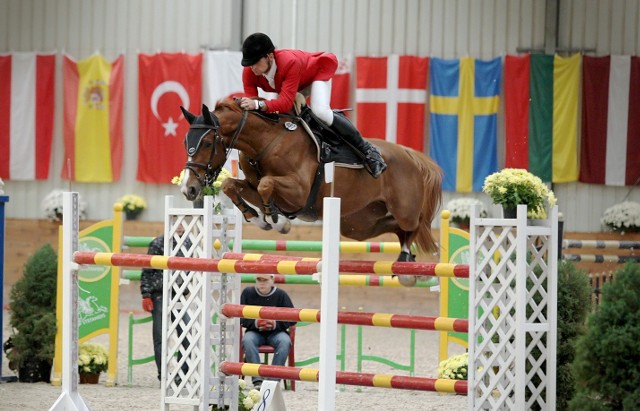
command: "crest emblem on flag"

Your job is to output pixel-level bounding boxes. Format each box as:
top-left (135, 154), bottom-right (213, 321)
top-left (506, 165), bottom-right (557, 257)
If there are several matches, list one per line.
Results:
top-left (83, 79), bottom-right (106, 110)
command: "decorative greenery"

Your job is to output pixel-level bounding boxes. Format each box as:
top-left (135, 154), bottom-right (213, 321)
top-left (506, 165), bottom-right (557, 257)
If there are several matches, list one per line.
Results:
top-left (172, 168), bottom-right (232, 213)
top-left (569, 262), bottom-right (640, 410)
top-left (117, 194), bottom-right (147, 215)
top-left (211, 379), bottom-right (261, 411)
top-left (555, 261), bottom-right (593, 410)
top-left (446, 198), bottom-right (488, 225)
top-left (438, 352), bottom-right (469, 380)
top-left (482, 168), bottom-right (557, 219)
top-left (600, 201), bottom-right (640, 233)
top-left (42, 189), bottom-right (87, 221)
top-left (78, 342), bottom-right (109, 375)
top-left (6, 244), bottom-right (57, 380)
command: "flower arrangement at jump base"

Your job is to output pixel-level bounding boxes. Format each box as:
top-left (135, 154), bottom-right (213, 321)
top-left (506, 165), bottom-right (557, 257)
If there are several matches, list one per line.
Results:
top-left (117, 194), bottom-right (147, 220)
top-left (482, 168), bottom-right (557, 219)
top-left (601, 201), bottom-right (640, 233)
top-left (42, 189), bottom-right (87, 222)
top-left (171, 167), bottom-right (232, 214)
top-left (211, 379), bottom-right (261, 411)
top-left (446, 198), bottom-right (488, 227)
top-left (78, 342), bottom-right (108, 384)
top-left (438, 352), bottom-right (469, 380)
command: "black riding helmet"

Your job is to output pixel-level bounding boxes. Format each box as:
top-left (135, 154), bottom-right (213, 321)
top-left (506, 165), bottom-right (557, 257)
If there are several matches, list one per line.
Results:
top-left (241, 33), bottom-right (276, 66)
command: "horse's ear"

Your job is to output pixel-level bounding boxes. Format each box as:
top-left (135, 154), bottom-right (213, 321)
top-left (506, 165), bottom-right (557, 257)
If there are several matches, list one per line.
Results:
top-left (202, 104), bottom-right (214, 125)
top-left (180, 106), bottom-right (196, 124)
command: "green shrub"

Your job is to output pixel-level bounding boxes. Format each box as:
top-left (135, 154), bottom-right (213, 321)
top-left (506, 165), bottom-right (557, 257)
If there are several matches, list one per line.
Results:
top-left (569, 262), bottom-right (640, 410)
top-left (556, 261), bottom-right (592, 410)
top-left (7, 244), bottom-right (58, 369)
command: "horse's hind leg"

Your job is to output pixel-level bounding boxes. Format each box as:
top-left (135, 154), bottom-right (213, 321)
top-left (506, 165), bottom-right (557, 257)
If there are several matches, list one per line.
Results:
top-left (396, 231), bottom-right (419, 287)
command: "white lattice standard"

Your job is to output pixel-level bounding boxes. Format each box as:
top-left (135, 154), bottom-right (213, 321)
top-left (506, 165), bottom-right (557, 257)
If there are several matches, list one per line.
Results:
top-left (468, 205), bottom-right (558, 411)
top-left (161, 196), bottom-right (243, 411)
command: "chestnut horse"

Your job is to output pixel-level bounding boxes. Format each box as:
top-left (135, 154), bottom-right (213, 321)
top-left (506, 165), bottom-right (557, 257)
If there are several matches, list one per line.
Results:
top-left (180, 101), bottom-right (442, 286)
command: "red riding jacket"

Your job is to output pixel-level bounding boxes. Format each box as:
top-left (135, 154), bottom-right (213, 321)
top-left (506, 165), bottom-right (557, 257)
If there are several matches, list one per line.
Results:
top-left (242, 49), bottom-right (338, 114)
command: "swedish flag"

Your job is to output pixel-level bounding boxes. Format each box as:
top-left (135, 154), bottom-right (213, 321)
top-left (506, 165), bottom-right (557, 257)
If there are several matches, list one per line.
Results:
top-left (429, 57), bottom-right (501, 192)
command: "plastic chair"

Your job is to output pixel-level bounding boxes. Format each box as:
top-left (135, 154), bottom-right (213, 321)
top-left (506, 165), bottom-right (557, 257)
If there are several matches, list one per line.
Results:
top-left (239, 325), bottom-right (296, 391)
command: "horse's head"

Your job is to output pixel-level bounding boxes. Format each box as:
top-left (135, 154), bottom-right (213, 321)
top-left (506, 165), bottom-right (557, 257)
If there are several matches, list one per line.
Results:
top-left (179, 103), bottom-right (232, 201)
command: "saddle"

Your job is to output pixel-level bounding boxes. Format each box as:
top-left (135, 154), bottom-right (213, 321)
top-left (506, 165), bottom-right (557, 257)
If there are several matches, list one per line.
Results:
top-left (290, 95), bottom-right (364, 168)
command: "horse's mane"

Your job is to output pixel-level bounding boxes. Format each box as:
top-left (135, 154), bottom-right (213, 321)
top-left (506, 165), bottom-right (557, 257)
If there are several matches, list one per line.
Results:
top-left (215, 99), bottom-right (243, 113)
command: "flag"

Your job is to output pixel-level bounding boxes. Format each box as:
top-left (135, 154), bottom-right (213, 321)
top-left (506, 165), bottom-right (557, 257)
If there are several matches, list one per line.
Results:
top-left (203, 50), bottom-right (242, 107)
top-left (137, 52), bottom-right (202, 183)
top-left (580, 55), bottom-right (640, 186)
top-left (355, 55), bottom-right (428, 151)
top-left (429, 57), bottom-right (501, 192)
top-left (0, 53), bottom-right (55, 180)
top-left (62, 54), bottom-right (123, 182)
top-left (331, 56), bottom-right (352, 114)
top-left (504, 54), bottom-right (580, 183)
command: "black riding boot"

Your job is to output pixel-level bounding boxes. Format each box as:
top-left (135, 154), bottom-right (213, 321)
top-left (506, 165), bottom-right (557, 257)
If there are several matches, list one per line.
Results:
top-left (331, 114), bottom-right (387, 178)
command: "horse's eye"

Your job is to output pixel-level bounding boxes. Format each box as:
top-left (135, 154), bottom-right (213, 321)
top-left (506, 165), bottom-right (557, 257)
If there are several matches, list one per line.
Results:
top-left (203, 140), bottom-right (213, 149)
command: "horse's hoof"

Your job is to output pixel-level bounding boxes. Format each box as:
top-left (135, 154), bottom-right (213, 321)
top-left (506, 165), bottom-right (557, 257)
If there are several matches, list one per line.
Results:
top-left (397, 251), bottom-right (416, 262)
top-left (397, 275), bottom-right (417, 287)
top-left (278, 220), bottom-right (291, 234)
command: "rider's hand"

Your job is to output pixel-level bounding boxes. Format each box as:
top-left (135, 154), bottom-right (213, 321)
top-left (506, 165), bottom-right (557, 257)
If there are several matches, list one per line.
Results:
top-left (239, 97), bottom-right (259, 111)
top-left (142, 297), bottom-right (154, 312)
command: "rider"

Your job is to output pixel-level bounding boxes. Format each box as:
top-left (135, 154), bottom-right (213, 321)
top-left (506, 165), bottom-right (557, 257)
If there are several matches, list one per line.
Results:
top-left (238, 32), bottom-right (387, 178)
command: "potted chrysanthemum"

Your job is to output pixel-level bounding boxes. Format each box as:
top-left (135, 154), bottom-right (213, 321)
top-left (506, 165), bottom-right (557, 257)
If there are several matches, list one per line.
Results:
top-left (42, 190), bottom-right (87, 222)
top-left (446, 198), bottom-right (488, 228)
top-left (438, 352), bottom-right (469, 380)
top-left (117, 194), bottom-right (147, 220)
top-left (482, 168), bottom-right (557, 219)
top-left (171, 168), bottom-right (232, 213)
top-left (211, 379), bottom-right (261, 411)
top-left (77, 342), bottom-right (109, 384)
top-left (601, 201), bottom-right (640, 233)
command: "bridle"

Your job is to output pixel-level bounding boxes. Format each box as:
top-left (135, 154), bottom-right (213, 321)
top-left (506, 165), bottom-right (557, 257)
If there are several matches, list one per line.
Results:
top-left (184, 109), bottom-right (249, 188)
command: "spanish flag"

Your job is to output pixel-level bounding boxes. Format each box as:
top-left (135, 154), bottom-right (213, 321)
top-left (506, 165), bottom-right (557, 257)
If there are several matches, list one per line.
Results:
top-left (62, 54), bottom-right (123, 182)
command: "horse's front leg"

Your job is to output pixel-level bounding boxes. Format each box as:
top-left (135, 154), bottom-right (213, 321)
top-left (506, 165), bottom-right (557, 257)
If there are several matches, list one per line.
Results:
top-left (221, 178), bottom-right (273, 231)
top-left (256, 176), bottom-right (292, 234)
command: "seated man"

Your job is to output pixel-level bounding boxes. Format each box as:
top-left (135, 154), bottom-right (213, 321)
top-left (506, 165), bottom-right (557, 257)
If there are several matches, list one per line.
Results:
top-left (240, 274), bottom-right (295, 388)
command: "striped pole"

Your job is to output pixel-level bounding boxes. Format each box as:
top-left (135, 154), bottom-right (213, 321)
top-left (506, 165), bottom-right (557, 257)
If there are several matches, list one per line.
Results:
top-left (219, 362), bottom-right (468, 394)
top-left (563, 239), bottom-right (640, 249)
top-left (121, 270), bottom-right (437, 288)
top-left (221, 304), bottom-right (469, 333)
top-left (73, 252), bottom-right (320, 275)
top-left (123, 236), bottom-right (406, 254)
top-left (562, 254), bottom-right (640, 263)
top-left (75, 252), bottom-right (469, 277)
top-left (222, 252), bottom-right (319, 262)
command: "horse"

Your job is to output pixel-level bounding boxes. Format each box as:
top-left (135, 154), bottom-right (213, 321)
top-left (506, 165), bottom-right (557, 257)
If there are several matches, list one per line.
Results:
top-left (179, 101), bottom-right (442, 286)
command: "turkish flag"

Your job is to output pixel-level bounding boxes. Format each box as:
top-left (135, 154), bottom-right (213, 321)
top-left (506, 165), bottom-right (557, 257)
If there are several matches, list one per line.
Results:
top-left (137, 52), bottom-right (202, 183)
top-left (355, 55), bottom-right (428, 151)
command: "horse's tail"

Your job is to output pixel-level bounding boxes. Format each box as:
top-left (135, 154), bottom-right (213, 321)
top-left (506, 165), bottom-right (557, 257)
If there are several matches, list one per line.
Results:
top-left (409, 151), bottom-right (443, 254)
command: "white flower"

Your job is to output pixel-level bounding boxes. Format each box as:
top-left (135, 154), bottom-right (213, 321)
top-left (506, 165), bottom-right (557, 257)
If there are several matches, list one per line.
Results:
top-left (438, 352), bottom-right (469, 380)
top-left (117, 194), bottom-right (147, 212)
top-left (77, 342), bottom-right (108, 374)
top-left (41, 189), bottom-right (87, 221)
top-left (482, 168), bottom-right (556, 219)
top-left (601, 201), bottom-right (640, 233)
top-left (446, 198), bottom-right (488, 223)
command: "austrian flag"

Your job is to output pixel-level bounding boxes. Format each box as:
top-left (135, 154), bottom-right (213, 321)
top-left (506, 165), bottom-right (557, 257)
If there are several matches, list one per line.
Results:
top-left (0, 53), bottom-right (55, 180)
top-left (355, 55), bottom-right (428, 152)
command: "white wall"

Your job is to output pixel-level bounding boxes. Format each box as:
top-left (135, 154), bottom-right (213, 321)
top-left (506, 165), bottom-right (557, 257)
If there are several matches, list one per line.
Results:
top-left (1, 0), bottom-right (639, 231)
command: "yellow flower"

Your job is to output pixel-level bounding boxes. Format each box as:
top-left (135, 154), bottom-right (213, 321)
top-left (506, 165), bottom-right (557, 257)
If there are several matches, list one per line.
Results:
top-left (78, 342), bottom-right (109, 374)
top-left (117, 194), bottom-right (147, 212)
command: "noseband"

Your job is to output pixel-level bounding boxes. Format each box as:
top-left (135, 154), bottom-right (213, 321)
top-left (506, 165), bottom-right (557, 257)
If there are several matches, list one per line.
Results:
top-left (184, 110), bottom-right (249, 188)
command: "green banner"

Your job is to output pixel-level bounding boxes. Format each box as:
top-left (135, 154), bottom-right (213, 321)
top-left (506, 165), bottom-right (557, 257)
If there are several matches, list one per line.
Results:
top-left (447, 230), bottom-right (470, 343)
top-left (78, 223), bottom-right (113, 338)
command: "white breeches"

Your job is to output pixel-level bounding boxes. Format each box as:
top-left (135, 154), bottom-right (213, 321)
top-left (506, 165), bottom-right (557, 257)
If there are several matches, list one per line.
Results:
top-left (310, 79), bottom-right (334, 126)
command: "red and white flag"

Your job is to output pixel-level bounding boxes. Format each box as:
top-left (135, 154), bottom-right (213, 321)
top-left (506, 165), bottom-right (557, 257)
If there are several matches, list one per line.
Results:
top-left (137, 52), bottom-right (202, 183)
top-left (0, 53), bottom-right (55, 180)
top-left (355, 55), bottom-right (429, 151)
top-left (581, 55), bottom-right (640, 186)
top-left (331, 55), bottom-right (352, 115)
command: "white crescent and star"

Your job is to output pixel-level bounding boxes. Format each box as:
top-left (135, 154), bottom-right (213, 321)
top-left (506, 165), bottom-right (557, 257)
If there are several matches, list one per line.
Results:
top-left (150, 81), bottom-right (190, 136)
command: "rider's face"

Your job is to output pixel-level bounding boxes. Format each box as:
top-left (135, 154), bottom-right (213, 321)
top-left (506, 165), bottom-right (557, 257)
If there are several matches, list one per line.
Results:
top-left (250, 54), bottom-right (271, 76)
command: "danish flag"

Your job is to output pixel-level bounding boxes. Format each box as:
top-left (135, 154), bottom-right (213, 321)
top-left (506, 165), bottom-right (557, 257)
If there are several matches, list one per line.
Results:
top-left (355, 55), bottom-right (429, 151)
